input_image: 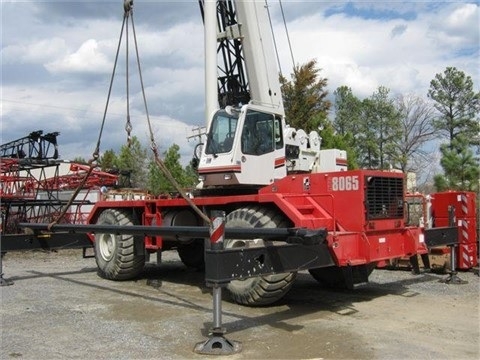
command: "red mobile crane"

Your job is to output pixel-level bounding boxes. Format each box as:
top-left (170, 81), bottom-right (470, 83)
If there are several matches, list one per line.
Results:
top-left (82, 0), bottom-right (444, 305)
top-left (17, 0), bottom-right (465, 353)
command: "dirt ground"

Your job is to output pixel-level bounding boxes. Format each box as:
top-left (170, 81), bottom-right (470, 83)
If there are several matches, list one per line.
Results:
top-left (1, 249), bottom-right (479, 360)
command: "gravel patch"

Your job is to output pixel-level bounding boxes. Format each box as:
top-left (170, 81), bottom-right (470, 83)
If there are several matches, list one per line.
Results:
top-left (1, 249), bottom-right (478, 359)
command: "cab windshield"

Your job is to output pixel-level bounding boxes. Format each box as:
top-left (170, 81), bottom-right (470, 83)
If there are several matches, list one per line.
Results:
top-left (205, 110), bottom-right (238, 155)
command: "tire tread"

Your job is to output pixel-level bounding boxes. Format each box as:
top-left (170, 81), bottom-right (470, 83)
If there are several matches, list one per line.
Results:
top-left (225, 206), bottom-right (297, 306)
top-left (95, 209), bottom-right (145, 280)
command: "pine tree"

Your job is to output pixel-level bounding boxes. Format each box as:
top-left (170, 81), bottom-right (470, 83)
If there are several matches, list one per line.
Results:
top-left (280, 59), bottom-right (330, 133)
top-left (358, 87), bottom-right (402, 169)
top-left (434, 135), bottom-right (479, 192)
top-left (147, 144), bottom-right (197, 196)
top-left (333, 86), bottom-right (363, 168)
top-left (428, 67), bottom-right (480, 192)
top-left (428, 67), bottom-right (480, 147)
top-left (98, 149), bottom-right (118, 172)
top-left (116, 136), bottom-right (148, 189)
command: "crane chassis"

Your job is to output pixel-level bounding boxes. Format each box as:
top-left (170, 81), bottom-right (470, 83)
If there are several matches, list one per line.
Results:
top-left (16, 168), bottom-right (461, 354)
top-left (6, 0), bottom-right (470, 354)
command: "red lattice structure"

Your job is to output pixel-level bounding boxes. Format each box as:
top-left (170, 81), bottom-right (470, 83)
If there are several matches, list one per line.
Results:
top-left (1, 131), bottom-right (118, 235)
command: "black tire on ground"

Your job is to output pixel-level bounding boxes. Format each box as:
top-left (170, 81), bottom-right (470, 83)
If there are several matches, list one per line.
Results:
top-left (225, 206), bottom-right (297, 306)
top-left (94, 209), bottom-right (145, 280)
top-left (177, 239), bottom-right (205, 270)
top-left (309, 263), bottom-right (376, 289)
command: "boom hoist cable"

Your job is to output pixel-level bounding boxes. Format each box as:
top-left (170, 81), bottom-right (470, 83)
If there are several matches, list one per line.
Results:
top-left (124, 1), bottom-right (211, 225)
top-left (50, 0), bottom-right (210, 228)
top-left (265, 0), bottom-right (295, 77)
top-left (48, 1), bottom-right (131, 229)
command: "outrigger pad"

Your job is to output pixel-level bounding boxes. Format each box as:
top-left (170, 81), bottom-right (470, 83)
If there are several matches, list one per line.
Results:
top-left (440, 273), bottom-right (468, 285)
top-left (194, 336), bottom-right (242, 355)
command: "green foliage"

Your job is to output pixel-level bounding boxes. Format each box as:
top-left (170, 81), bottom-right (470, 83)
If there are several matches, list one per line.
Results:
top-left (98, 149), bottom-right (118, 171)
top-left (358, 87), bottom-right (402, 169)
top-left (428, 67), bottom-right (480, 145)
top-left (434, 135), bottom-right (479, 192)
top-left (116, 136), bottom-right (148, 189)
top-left (320, 124), bottom-right (358, 169)
top-left (280, 59), bottom-right (331, 133)
top-left (95, 140), bottom-right (197, 194)
top-left (280, 59), bottom-right (360, 167)
top-left (72, 156), bottom-right (88, 164)
top-left (332, 86), bottom-right (364, 167)
top-left (334, 86), bottom-right (407, 170)
top-left (321, 67), bottom-right (479, 191)
top-left (428, 67), bottom-right (479, 193)
top-left (147, 144), bottom-right (198, 196)
top-left (184, 159), bottom-right (200, 186)
top-left (432, 174), bottom-right (449, 192)
top-left (333, 86), bottom-right (363, 136)
top-left (147, 161), bottom-right (165, 195)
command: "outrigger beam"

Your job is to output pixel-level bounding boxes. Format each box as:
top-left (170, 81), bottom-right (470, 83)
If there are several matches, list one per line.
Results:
top-left (18, 220), bottom-right (329, 355)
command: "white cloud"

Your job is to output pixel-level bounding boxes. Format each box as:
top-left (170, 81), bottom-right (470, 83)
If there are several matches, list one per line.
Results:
top-left (274, 2), bottom-right (479, 99)
top-left (136, 21), bottom-right (204, 65)
top-left (427, 3), bottom-right (479, 54)
top-left (146, 66), bottom-right (204, 97)
top-left (443, 3), bottom-right (479, 39)
top-left (45, 39), bottom-right (112, 74)
top-left (2, 38), bottom-right (67, 64)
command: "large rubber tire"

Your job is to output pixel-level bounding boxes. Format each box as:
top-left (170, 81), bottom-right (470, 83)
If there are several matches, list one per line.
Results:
top-left (225, 206), bottom-right (297, 306)
top-left (177, 239), bottom-right (205, 270)
top-left (94, 209), bottom-right (145, 280)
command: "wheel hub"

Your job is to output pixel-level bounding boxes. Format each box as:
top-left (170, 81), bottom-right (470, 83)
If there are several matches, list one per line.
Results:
top-left (98, 233), bottom-right (116, 261)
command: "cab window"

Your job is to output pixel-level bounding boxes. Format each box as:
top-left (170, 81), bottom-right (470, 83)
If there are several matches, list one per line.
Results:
top-left (241, 110), bottom-right (276, 155)
top-left (205, 110), bottom-right (238, 155)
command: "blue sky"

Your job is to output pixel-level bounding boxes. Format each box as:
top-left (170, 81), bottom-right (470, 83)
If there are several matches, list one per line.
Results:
top-left (1, 1), bottom-right (479, 171)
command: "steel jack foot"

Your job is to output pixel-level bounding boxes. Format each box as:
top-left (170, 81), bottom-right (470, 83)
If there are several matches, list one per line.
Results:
top-left (440, 245), bottom-right (467, 285)
top-left (441, 271), bottom-right (468, 285)
top-left (194, 333), bottom-right (242, 355)
top-left (194, 213), bottom-right (241, 355)
top-left (193, 283), bottom-right (242, 355)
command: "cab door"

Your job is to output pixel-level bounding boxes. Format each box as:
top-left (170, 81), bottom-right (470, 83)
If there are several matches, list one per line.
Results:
top-left (236, 106), bottom-right (286, 185)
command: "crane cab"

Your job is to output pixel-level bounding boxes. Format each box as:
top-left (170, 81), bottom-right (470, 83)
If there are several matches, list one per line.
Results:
top-left (197, 103), bottom-right (286, 188)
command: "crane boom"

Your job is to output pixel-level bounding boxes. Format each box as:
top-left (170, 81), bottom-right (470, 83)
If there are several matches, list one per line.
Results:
top-left (204, 0), bottom-right (218, 127)
top-left (201, 0), bottom-right (283, 113)
top-left (234, 1), bottom-right (284, 113)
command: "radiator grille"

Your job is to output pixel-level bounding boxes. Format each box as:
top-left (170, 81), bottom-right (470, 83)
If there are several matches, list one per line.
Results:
top-left (365, 176), bottom-right (404, 220)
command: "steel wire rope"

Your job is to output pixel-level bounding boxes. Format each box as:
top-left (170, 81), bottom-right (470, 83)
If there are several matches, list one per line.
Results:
top-left (265, 0), bottom-right (296, 77)
top-left (125, 4), bottom-right (133, 146)
top-left (265, 0), bottom-right (297, 99)
top-left (129, 3), bottom-right (211, 226)
top-left (48, 2), bottom-right (129, 230)
top-left (265, 0), bottom-right (283, 76)
top-left (279, 0), bottom-right (296, 69)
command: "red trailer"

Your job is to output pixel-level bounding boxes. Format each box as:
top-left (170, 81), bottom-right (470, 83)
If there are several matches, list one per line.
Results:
top-left (430, 191), bottom-right (478, 269)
